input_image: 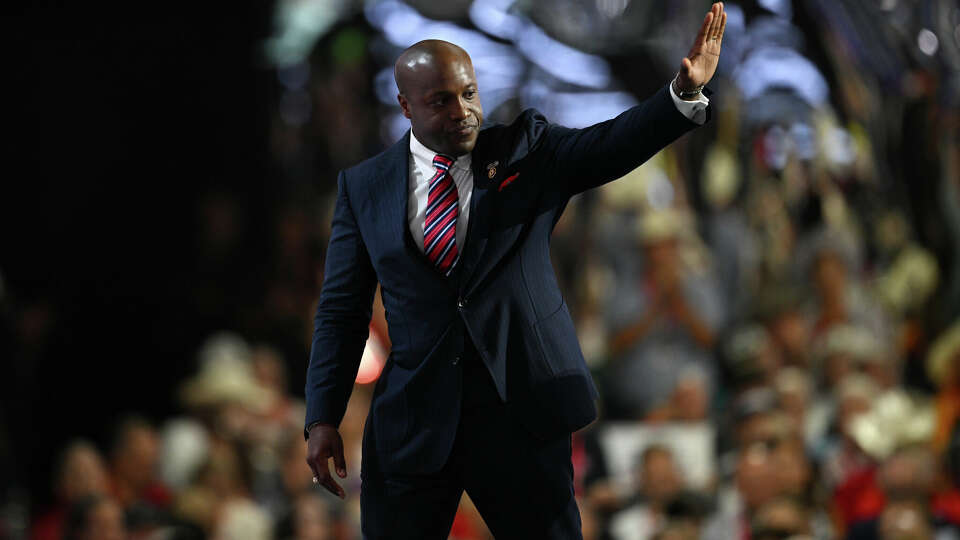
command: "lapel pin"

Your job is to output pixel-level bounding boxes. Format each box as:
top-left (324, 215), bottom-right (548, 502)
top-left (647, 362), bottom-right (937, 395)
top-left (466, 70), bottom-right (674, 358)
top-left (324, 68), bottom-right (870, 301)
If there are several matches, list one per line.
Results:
top-left (486, 161), bottom-right (499, 179)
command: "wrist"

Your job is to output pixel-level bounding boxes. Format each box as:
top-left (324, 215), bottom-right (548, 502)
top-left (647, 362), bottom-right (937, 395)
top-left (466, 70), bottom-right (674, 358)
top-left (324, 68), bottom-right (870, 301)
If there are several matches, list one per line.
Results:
top-left (672, 74), bottom-right (704, 101)
top-left (306, 421), bottom-right (333, 437)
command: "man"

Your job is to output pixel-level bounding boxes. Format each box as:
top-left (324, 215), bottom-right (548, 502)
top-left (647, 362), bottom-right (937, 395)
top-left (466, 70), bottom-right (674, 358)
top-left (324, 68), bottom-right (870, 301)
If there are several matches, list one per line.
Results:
top-left (605, 210), bottom-right (723, 419)
top-left (31, 440), bottom-right (109, 540)
top-left (305, 4), bottom-right (727, 537)
top-left (608, 445), bottom-right (685, 540)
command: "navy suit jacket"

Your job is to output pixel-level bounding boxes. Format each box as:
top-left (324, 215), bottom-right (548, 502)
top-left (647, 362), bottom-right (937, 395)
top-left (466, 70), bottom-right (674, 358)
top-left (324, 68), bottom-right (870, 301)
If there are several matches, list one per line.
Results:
top-left (305, 85), bottom-right (706, 475)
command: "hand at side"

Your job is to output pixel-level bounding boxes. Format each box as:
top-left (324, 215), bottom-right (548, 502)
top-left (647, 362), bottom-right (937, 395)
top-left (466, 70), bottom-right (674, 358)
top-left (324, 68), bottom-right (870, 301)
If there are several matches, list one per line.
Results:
top-left (306, 423), bottom-right (348, 499)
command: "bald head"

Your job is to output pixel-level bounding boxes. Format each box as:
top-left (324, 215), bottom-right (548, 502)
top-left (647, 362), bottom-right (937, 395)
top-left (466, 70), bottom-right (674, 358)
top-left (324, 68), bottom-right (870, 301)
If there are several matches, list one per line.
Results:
top-left (394, 40), bottom-right (471, 95)
top-left (394, 40), bottom-right (482, 156)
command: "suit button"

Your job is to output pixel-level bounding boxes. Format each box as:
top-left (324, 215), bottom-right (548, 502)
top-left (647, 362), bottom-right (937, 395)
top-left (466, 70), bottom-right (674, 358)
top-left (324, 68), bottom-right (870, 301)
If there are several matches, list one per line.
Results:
top-left (457, 297), bottom-right (467, 309)
top-left (453, 356), bottom-right (460, 365)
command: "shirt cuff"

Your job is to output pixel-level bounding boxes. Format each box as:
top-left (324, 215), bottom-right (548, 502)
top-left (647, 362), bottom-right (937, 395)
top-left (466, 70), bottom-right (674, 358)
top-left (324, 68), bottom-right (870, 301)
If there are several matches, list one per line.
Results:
top-left (668, 75), bottom-right (709, 125)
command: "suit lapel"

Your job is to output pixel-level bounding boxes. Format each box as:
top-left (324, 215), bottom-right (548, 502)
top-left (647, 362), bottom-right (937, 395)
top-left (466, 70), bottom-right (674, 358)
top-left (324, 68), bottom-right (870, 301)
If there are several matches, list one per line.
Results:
top-left (382, 131), bottom-right (458, 288)
top-left (459, 136), bottom-right (494, 289)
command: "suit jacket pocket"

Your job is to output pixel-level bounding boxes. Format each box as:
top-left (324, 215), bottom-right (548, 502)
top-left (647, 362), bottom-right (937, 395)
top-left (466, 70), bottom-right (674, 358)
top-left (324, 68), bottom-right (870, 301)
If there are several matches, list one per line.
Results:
top-left (371, 388), bottom-right (408, 455)
top-left (532, 300), bottom-right (581, 378)
top-left (516, 301), bottom-right (598, 439)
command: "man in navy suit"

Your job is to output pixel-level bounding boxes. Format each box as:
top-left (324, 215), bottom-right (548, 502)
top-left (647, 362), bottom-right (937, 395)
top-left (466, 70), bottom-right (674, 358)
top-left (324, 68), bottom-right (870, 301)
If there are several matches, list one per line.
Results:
top-left (305, 3), bottom-right (727, 538)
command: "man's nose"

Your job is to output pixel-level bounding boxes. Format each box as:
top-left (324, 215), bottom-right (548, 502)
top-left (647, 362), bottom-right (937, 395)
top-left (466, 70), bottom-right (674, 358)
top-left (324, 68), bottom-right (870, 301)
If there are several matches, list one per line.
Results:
top-left (450, 98), bottom-right (469, 120)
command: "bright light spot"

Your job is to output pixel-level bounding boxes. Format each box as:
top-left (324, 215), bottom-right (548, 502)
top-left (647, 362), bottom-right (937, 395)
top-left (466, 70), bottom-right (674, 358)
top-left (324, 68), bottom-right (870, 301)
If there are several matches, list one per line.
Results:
top-left (763, 125), bottom-right (788, 170)
top-left (758, 0), bottom-right (792, 19)
top-left (469, 0), bottom-right (523, 39)
top-left (355, 336), bottom-right (386, 384)
top-left (521, 80), bottom-right (636, 128)
top-left (725, 4), bottom-right (746, 32)
top-left (645, 170), bottom-right (674, 210)
top-left (879, 0), bottom-right (897, 11)
top-left (824, 127), bottom-right (855, 169)
top-left (596, 0), bottom-right (629, 19)
top-left (789, 122), bottom-right (815, 160)
top-left (266, 0), bottom-right (348, 66)
top-left (515, 25), bottom-right (611, 89)
top-left (365, 0), bottom-right (524, 115)
top-left (734, 46), bottom-right (829, 106)
top-left (917, 28), bottom-right (938, 56)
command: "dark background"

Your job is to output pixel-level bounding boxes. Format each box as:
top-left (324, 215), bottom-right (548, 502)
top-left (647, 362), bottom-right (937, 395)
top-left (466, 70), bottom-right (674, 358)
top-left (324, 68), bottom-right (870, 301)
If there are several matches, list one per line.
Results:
top-left (7, 1), bottom-right (277, 509)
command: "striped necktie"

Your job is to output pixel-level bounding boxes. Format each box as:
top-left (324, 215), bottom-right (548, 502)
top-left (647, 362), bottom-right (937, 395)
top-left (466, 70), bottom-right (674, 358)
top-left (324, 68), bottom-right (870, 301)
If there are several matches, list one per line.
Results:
top-left (423, 154), bottom-right (460, 276)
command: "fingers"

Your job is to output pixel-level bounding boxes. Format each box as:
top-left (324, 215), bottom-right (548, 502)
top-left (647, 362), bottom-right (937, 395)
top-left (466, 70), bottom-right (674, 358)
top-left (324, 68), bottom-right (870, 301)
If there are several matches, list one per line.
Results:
top-left (332, 437), bottom-right (347, 479)
top-left (708, 3), bottom-right (722, 40)
top-left (698, 3), bottom-right (725, 46)
top-left (319, 464), bottom-right (346, 499)
top-left (306, 450), bottom-right (346, 499)
top-left (697, 11), bottom-right (713, 45)
top-left (314, 458), bottom-right (345, 499)
top-left (708, 3), bottom-right (725, 42)
top-left (717, 11), bottom-right (727, 43)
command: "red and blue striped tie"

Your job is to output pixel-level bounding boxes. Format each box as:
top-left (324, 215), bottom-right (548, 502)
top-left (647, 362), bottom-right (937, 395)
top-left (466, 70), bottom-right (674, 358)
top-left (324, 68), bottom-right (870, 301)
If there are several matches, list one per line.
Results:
top-left (423, 154), bottom-right (460, 276)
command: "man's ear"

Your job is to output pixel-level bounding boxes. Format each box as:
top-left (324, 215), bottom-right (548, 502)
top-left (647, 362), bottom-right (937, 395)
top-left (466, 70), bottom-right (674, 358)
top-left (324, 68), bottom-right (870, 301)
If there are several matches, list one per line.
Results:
top-left (397, 94), bottom-right (412, 119)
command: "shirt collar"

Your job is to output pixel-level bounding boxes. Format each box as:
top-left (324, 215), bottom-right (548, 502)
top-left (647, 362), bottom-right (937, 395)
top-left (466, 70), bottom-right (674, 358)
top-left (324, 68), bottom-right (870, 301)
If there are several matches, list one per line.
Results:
top-left (409, 130), bottom-right (472, 172)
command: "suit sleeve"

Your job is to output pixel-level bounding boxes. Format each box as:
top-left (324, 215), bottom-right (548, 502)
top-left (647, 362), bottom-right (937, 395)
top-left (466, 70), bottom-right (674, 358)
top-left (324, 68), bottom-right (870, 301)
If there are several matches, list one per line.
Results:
top-left (303, 171), bottom-right (378, 439)
top-left (534, 85), bottom-right (706, 200)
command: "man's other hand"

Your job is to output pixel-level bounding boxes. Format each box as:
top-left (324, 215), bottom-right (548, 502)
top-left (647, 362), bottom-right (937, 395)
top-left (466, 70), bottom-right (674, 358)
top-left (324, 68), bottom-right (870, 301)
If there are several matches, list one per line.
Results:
top-left (306, 423), bottom-right (347, 499)
top-left (676, 2), bottom-right (727, 95)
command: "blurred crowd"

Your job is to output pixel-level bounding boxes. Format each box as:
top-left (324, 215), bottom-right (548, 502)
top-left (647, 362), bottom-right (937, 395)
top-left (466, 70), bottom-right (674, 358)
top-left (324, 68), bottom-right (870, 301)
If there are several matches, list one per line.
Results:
top-left (10, 0), bottom-right (960, 538)
top-left (26, 333), bottom-right (369, 540)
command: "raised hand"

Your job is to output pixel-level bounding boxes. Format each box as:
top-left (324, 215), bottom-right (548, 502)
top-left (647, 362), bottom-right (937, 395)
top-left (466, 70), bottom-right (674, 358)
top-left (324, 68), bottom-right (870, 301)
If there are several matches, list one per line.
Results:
top-left (676, 2), bottom-right (727, 96)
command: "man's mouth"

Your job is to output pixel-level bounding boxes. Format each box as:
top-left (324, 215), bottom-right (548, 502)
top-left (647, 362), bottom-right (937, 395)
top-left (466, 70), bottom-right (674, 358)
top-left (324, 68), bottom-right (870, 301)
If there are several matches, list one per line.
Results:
top-left (451, 124), bottom-right (477, 137)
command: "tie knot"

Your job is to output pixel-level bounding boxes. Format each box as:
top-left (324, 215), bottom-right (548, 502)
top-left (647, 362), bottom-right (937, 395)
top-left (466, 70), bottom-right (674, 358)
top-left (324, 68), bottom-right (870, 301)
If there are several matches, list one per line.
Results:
top-left (433, 154), bottom-right (454, 171)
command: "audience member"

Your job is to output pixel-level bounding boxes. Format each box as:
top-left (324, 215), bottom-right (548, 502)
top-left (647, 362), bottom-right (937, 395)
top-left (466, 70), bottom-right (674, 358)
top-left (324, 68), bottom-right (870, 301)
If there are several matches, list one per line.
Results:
top-left (608, 444), bottom-right (684, 539)
top-left (605, 210), bottom-right (724, 419)
top-left (108, 416), bottom-right (172, 511)
top-left (62, 495), bottom-right (126, 540)
top-left (30, 441), bottom-right (108, 540)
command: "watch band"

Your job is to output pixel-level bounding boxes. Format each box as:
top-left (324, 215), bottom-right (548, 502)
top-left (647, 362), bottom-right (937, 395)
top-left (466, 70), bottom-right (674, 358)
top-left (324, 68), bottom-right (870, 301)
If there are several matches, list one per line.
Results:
top-left (672, 75), bottom-right (704, 99)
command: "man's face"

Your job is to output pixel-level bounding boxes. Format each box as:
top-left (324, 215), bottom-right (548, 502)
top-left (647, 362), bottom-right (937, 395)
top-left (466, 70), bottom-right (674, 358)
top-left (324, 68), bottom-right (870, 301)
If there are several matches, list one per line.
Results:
top-left (60, 446), bottom-right (108, 501)
top-left (116, 427), bottom-right (159, 488)
top-left (397, 52), bottom-right (483, 157)
top-left (641, 450), bottom-right (682, 504)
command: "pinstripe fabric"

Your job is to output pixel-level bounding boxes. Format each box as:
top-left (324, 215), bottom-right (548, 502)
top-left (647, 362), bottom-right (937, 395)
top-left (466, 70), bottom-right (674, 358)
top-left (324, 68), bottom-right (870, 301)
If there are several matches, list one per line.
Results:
top-left (424, 154), bottom-right (460, 276)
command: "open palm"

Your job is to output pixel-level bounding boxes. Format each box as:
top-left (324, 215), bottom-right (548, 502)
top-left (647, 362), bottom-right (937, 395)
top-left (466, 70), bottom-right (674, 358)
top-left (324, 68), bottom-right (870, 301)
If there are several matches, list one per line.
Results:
top-left (677, 2), bottom-right (727, 92)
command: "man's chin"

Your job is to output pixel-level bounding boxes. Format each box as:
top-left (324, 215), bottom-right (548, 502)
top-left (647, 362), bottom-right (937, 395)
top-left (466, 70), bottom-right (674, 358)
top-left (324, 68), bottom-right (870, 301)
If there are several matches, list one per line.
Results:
top-left (448, 134), bottom-right (478, 156)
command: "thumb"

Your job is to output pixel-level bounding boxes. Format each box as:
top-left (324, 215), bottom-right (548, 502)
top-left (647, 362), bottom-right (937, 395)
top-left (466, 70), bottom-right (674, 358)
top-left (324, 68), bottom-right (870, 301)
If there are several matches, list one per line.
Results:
top-left (681, 57), bottom-right (693, 77)
top-left (333, 436), bottom-right (347, 478)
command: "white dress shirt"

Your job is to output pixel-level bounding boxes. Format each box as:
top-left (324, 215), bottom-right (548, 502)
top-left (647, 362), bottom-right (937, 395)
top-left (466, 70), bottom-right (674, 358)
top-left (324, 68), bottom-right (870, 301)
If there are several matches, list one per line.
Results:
top-left (407, 131), bottom-right (474, 254)
top-left (407, 81), bottom-right (709, 253)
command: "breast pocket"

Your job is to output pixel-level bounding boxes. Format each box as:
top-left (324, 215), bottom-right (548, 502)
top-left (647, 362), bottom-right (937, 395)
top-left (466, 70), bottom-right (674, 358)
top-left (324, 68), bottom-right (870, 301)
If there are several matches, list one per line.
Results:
top-left (491, 169), bottom-right (539, 229)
